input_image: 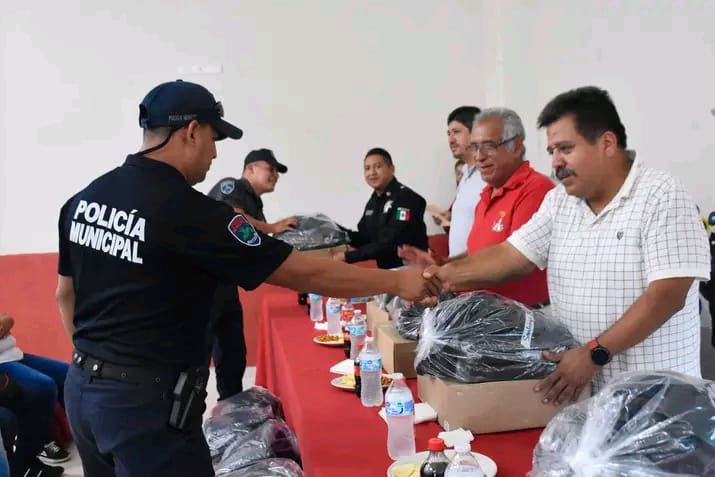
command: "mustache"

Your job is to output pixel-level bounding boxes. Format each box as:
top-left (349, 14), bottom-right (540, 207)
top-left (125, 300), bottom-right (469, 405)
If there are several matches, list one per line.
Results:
top-left (555, 167), bottom-right (576, 181)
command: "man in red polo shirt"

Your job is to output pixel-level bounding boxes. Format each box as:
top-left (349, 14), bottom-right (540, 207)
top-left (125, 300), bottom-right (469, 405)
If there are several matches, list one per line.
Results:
top-left (465, 108), bottom-right (554, 306)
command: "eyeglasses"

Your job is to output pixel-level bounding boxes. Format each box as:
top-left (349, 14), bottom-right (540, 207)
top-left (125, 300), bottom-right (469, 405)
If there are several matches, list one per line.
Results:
top-left (468, 135), bottom-right (519, 156)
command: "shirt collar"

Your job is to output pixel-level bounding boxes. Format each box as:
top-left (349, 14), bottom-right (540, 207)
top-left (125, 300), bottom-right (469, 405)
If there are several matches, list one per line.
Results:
top-left (238, 177), bottom-right (263, 207)
top-left (578, 150), bottom-right (641, 219)
top-left (373, 177), bottom-right (400, 199)
top-left (123, 154), bottom-right (187, 183)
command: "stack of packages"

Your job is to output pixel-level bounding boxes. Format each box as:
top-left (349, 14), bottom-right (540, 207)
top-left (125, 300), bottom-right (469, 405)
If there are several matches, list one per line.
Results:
top-left (203, 387), bottom-right (303, 477)
top-left (530, 371), bottom-right (715, 477)
top-left (415, 292), bottom-right (577, 383)
top-left (272, 213), bottom-right (348, 251)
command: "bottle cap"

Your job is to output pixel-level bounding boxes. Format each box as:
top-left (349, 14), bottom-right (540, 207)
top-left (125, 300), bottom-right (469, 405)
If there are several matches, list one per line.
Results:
top-left (427, 438), bottom-right (446, 451)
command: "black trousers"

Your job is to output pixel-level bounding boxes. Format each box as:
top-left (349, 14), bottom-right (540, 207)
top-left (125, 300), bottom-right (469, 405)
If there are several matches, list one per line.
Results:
top-left (211, 287), bottom-right (247, 401)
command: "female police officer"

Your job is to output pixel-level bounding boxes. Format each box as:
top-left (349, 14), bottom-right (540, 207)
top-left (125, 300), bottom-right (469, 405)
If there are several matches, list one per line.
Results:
top-left (55, 80), bottom-right (438, 477)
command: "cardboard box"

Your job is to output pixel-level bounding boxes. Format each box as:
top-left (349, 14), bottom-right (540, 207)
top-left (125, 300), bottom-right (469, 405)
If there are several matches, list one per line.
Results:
top-left (417, 375), bottom-right (590, 434)
top-left (366, 300), bottom-right (390, 334)
top-left (375, 324), bottom-right (417, 378)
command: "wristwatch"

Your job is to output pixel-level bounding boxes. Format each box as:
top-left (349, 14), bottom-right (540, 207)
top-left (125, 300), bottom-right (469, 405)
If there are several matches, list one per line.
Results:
top-left (587, 339), bottom-right (611, 366)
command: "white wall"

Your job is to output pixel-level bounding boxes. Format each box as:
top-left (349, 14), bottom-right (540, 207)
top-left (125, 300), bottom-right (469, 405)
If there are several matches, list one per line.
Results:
top-left (1, 0), bottom-right (714, 255)
top-left (482, 0), bottom-right (715, 211)
top-left (0, 0), bottom-right (484, 254)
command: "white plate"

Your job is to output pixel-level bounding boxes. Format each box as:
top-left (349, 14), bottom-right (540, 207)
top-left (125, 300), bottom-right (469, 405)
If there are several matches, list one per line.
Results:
top-left (313, 335), bottom-right (344, 347)
top-left (330, 375), bottom-right (392, 391)
top-left (387, 450), bottom-right (497, 477)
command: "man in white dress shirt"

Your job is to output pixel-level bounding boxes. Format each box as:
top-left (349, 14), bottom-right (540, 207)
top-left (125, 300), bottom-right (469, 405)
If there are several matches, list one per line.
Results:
top-left (425, 86), bottom-right (710, 404)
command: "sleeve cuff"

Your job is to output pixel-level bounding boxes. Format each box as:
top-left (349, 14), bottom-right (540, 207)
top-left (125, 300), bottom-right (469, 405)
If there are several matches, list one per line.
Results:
top-left (507, 235), bottom-right (547, 270)
top-left (647, 267), bottom-right (710, 283)
top-left (344, 250), bottom-right (361, 264)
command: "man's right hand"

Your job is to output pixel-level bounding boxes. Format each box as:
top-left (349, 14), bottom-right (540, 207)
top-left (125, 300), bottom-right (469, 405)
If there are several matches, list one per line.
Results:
top-left (271, 217), bottom-right (298, 234)
top-left (398, 245), bottom-right (437, 268)
top-left (394, 267), bottom-right (441, 302)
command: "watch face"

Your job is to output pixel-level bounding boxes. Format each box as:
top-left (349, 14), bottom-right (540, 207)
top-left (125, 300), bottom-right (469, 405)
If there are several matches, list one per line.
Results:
top-left (591, 347), bottom-right (610, 366)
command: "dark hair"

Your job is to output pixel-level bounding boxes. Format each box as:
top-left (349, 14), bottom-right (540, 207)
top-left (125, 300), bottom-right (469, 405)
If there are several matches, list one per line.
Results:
top-left (448, 106), bottom-right (482, 131)
top-left (365, 147), bottom-right (393, 167)
top-left (537, 86), bottom-right (627, 148)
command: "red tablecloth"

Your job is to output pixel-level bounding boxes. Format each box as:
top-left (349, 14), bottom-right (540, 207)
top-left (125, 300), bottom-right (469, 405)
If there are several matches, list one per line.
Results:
top-left (255, 287), bottom-right (541, 477)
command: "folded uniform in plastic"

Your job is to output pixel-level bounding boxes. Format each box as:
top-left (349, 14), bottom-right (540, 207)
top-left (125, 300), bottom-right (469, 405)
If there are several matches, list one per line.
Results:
top-left (219, 458), bottom-right (304, 477)
top-left (214, 419), bottom-right (301, 475)
top-left (415, 291), bottom-right (577, 383)
top-left (530, 371), bottom-right (715, 477)
top-left (205, 387), bottom-right (285, 463)
top-left (273, 214), bottom-right (349, 251)
top-left (388, 293), bottom-right (456, 340)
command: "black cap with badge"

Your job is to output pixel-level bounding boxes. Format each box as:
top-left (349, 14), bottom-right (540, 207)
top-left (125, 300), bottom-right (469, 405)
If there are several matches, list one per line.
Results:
top-left (138, 79), bottom-right (243, 141)
top-left (244, 149), bottom-right (288, 174)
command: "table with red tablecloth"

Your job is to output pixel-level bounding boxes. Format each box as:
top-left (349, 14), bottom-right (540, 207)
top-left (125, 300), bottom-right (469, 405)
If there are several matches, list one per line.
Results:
top-left (255, 286), bottom-right (541, 477)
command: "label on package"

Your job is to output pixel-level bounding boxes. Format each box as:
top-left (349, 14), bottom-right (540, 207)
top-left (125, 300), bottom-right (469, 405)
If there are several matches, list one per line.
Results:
top-left (520, 310), bottom-right (535, 349)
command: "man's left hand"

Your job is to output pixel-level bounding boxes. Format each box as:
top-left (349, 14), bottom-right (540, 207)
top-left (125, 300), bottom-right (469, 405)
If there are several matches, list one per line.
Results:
top-left (534, 347), bottom-right (598, 406)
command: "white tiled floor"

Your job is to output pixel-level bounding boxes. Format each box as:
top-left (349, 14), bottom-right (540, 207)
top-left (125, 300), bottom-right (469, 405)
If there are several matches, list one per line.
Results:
top-left (61, 367), bottom-right (256, 476)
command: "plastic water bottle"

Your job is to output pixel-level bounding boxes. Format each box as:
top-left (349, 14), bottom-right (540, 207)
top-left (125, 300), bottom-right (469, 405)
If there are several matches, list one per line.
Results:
top-left (325, 297), bottom-right (342, 336)
top-left (385, 372), bottom-right (416, 459)
top-left (308, 293), bottom-right (324, 322)
top-left (359, 338), bottom-right (383, 407)
top-left (349, 310), bottom-right (367, 360)
top-left (445, 443), bottom-right (483, 477)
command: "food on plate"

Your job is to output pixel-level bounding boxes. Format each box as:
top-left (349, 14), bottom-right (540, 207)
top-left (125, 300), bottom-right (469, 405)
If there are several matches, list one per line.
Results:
top-left (337, 374), bottom-right (392, 388)
top-left (315, 334), bottom-right (343, 343)
top-left (392, 463), bottom-right (421, 477)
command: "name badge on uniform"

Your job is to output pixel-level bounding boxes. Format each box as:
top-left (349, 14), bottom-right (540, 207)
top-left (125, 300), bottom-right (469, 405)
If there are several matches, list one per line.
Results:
top-left (492, 211), bottom-right (506, 232)
top-left (383, 200), bottom-right (394, 214)
top-left (220, 180), bottom-right (235, 195)
top-left (365, 209), bottom-right (374, 216)
top-left (395, 207), bottom-right (411, 222)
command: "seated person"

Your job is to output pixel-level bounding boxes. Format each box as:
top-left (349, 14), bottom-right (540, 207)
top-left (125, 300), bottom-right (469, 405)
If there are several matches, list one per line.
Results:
top-left (335, 147), bottom-right (428, 269)
top-left (0, 312), bottom-right (69, 477)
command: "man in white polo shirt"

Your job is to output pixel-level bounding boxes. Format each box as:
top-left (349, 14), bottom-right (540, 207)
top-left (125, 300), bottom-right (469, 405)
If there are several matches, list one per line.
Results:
top-left (425, 86), bottom-right (710, 404)
top-left (446, 106), bottom-right (487, 257)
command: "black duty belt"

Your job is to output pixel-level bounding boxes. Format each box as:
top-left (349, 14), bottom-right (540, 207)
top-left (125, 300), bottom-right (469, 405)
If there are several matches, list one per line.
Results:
top-left (72, 350), bottom-right (180, 385)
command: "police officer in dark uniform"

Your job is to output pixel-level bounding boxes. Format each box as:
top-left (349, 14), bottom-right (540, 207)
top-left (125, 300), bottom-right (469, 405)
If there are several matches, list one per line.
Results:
top-left (335, 147), bottom-right (429, 269)
top-left (205, 149), bottom-right (296, 401)
top-left (56, 80), bottom-right (437, 477)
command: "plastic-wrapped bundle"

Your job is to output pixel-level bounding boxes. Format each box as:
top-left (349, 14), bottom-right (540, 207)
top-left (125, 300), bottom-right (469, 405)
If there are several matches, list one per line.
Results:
top-left (374, 293), bottom-right (397, 311)
top-left (215, 419), bottom-right (301, 476)
top-left (388, 293), bottom-right (457, 340)
top-left (206, 387), bottom-right (284, 463)
top-left (219, 458), bottom-right (304, 477)
top-left (211, 387), bottom-right (284, 420)
top-left (273, 214), bottom-right (349, 251)
top-left (415, 292), bottom-right (577, 383)
top-left (530, 371), bottom-right (715, 477)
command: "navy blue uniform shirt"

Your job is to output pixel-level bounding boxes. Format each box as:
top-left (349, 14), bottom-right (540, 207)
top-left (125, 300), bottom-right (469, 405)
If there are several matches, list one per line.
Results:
top-left (57, 154), bottom-right (292, 367)
top-left (347, 178), bottom-right (428, 269)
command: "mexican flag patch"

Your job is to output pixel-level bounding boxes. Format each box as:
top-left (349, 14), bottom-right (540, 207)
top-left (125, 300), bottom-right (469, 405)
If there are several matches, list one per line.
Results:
top-left (395, 207), bottom-right (411, 221)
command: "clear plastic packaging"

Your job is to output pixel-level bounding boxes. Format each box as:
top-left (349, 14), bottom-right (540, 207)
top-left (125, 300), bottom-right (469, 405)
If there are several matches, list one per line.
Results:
top-left (530, 371), bottom-right (715, 477)
top-left (415, 292), bottom-right (577, 383)
top-left (219, 458), bottom-right (304, 477)
top-left (215, 419), bottom-right (301, 475)
top-left (205, 387), bottom-right (284, 463)
top-left (272, 213), bottom-right (349, 251)
top-left (388, 293), bottom-right (457, 340)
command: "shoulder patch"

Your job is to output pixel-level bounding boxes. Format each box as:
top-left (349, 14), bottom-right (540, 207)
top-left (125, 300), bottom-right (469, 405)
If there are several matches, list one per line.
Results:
top-left (220, 180), bottom-right (235, 195)
top-left (228, 214), bottom-right (261, 246)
